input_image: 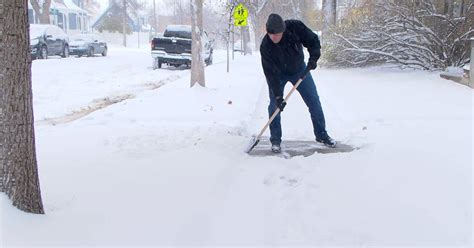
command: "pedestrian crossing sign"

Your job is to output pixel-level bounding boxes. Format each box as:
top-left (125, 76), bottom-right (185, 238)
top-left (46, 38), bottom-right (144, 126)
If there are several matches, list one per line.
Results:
top-left (233, 3), bottom-right (248, 27)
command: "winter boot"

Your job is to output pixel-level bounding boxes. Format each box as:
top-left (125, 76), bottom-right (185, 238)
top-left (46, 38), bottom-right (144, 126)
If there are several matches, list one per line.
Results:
top-left (271, 144), bottom-right (281, 153)
top-left (316, 136), bottom-right (337, 148)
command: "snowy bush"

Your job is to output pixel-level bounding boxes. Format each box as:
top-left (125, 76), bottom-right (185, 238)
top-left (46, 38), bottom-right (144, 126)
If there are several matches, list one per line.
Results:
top-left (323, 0), bottom-right (473, 70)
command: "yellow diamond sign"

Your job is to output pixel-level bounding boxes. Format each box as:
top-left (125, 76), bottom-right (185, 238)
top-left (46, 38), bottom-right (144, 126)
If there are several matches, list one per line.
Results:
top-left (233, 3), bottom-right (248, 27)
top-left (234, 18), bottom-right (248, 27)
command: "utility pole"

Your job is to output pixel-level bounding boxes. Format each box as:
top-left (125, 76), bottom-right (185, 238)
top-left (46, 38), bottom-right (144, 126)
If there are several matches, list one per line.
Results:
top-left (122, 0), bottom-right (127, 47)
top-left (153, 0), bottom-right (157, 36)
top-left (137, 17), bottom-right (140, 48)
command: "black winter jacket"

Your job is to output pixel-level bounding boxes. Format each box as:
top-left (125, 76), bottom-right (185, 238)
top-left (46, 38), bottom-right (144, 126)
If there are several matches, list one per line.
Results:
top-left (260, 20), bottom-right (321, 98)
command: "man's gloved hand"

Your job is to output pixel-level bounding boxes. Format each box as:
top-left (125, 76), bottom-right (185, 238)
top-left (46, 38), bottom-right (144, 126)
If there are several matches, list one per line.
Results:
top-left (306, 58), bottom-right (317, 70)
top-left (276, 96), bottom-right (286, 111)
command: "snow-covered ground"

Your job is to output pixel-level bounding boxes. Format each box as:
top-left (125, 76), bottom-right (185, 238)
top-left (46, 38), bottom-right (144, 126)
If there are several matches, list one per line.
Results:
top-left (1, 46), bottom-right (472, 247)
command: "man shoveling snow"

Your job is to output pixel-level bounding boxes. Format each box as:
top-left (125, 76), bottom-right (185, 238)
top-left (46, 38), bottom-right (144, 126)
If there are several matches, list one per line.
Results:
top-left (259, 13), bottom-right (336, 153)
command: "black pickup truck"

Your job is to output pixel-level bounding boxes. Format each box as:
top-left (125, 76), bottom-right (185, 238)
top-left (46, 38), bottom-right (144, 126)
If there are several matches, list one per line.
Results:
top-left (151, 25), bottom-right (213, 69)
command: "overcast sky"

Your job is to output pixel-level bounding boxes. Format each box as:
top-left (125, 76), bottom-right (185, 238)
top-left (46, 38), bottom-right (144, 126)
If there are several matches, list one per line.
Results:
top-left (96, 0), bottom-right (171, 14)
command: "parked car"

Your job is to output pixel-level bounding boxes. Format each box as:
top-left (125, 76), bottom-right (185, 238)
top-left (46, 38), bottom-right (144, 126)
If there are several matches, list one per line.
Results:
top-left (69, 34), bottom-right (108, 57)
top-left (151, 25), bottom-right (213, 69)
top-left (30, 24), bottom-right (69, 60)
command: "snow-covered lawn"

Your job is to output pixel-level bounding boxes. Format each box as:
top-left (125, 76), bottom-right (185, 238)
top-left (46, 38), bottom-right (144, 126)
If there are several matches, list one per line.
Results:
top-left (1, 46), bottom-right (472, 246)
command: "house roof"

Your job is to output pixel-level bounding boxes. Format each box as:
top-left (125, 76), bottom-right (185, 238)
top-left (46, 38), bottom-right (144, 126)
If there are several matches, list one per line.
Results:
top-left (63, 0), bottom-right (86, 12)
top-left (92, 4), bottom-right (113, 26)
top-left (28, 0), bottom-right (88, 15)
top-left (92, 2), bottom-right (134, 28)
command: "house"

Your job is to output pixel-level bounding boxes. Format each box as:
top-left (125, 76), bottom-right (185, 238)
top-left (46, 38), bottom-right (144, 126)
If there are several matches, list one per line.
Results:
top-left (92, 0), bottom-right (153, 33)
top-left (92, 1), bottom-right (135, 32)
top-left (28, 0), bottom-right (91, 35)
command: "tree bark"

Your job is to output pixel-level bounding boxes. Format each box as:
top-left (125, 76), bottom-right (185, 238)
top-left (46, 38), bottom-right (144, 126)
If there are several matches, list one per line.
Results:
top-left (190, 0), bottom-right (205, 87)
top-left (29, 0), bottom-right (52, 24)
top-left (322, 0), bottom-right (337, 39)
top-left (0, 0), bottom-right (44, 214)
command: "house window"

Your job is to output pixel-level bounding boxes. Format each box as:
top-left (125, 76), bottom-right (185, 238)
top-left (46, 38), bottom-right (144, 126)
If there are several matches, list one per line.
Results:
top-left (69, 13), bottom-right (77, 29)
top-left (77, 15), bottom-right (82, 30)
top-left (57, 12), bottom-right (64, 29)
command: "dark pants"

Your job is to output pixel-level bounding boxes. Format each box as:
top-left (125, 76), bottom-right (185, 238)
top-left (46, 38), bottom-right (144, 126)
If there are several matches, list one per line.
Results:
top-left (268, 65), bottom-right (328, 145)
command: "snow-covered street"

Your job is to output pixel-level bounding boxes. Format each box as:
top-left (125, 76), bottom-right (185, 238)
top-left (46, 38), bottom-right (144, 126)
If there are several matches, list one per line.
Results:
top-left (1, 46), bottom-right (472, 246)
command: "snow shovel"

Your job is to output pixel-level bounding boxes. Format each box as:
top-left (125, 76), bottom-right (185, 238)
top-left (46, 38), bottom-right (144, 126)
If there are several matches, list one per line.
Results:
top-left (245, 68), bottom-right (311, 153)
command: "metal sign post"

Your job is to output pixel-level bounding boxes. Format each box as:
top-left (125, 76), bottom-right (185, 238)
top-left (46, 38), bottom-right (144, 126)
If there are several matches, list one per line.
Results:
top-left (232, 25), bottom-right (235, 60)
top-left (232, 3), bottom-right (248, 58)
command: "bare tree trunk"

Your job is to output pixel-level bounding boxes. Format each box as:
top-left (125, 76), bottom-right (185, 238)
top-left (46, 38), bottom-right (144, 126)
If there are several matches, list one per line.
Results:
top-left (0, 0), bottom-right (44, 214)
top-left (247, 0), bottom-right (271, 51)
top-left (190, 0), bottom-right (205, 87)
top-left (29, 0), bottom-right (52, 24)
top-left (322, 0), bottom-right (337, 39)
top-left (243, 26), bottom-right (252, 55)
top-left (122, 0), bottom-right (127, 47)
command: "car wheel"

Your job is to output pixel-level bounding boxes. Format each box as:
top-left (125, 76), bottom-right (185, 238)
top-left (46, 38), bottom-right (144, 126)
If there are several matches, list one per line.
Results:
top-left (158, 60), bottom-right (162, 68)
top-left (61, 45), bottom-right (69, 58)
top-left (101, 47), bottom-right (107, 56)
top-left (40, 46), bottom-right (48, 59)
top-left (152, 58), bottom-right (158, 70)
top-left (88, 47), bottom-right (94, 57)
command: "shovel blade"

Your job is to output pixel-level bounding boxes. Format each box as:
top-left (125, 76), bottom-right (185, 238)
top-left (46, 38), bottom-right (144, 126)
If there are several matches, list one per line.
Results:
top-left (244, 135), bottom-right (260, 154)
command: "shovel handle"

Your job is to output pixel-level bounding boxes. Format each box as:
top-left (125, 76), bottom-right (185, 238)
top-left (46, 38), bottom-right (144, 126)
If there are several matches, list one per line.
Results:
top-left (255, 69), bottom-right (311, 140)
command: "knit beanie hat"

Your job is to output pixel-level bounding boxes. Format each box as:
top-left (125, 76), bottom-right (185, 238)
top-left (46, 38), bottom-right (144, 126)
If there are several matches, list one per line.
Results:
top-left (266, 13), bottom-right (286, 34)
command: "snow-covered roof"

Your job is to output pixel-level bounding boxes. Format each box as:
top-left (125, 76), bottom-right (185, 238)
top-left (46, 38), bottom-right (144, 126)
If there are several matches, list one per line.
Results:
top-left (92, 2), bottom-right (135, 29)
top-left (28, 0), bottom-right (87, 14)
top-left (63, 0), bottom-right (86, 12)
top-left (56, 0), bottom-right (87, 14)
top-left (92, 6), bottom-right (109, 26)
top-left (52, 1), bottom-right (65, 9)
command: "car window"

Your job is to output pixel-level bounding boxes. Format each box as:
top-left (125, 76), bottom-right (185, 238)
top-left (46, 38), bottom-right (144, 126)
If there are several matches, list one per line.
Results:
top-left (71, 36), bottom-right (83, 41)
top-left (71, 36), bottom-right (84, 41)
top-left (164, 25), bottom-right (192, 39)
top-left (71, 35), bottom-right (92, 42)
